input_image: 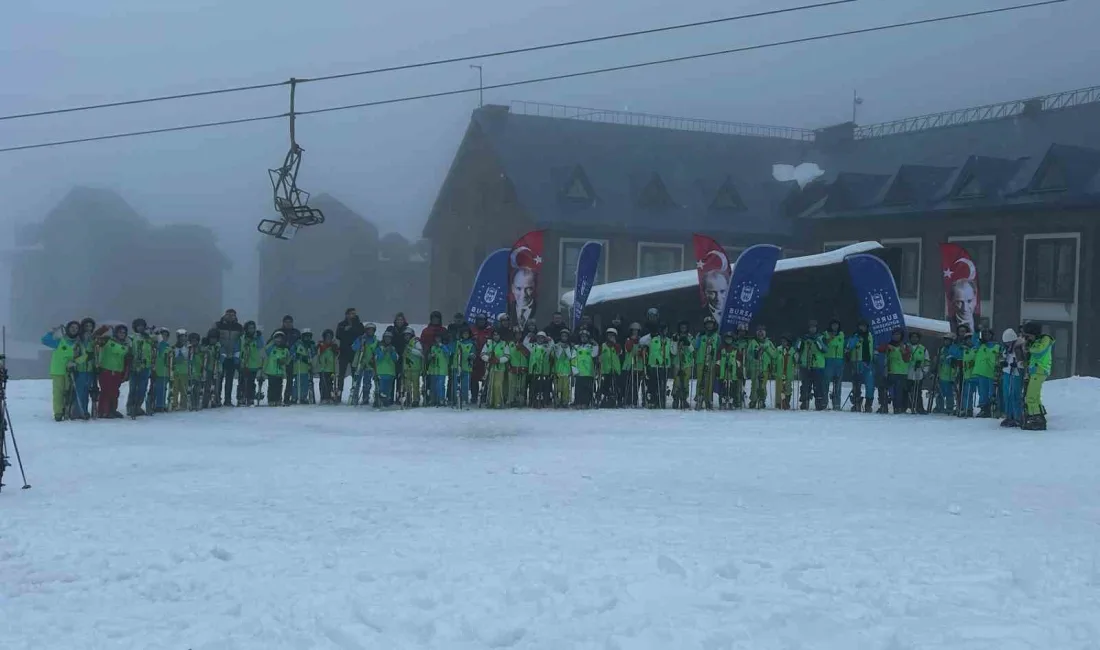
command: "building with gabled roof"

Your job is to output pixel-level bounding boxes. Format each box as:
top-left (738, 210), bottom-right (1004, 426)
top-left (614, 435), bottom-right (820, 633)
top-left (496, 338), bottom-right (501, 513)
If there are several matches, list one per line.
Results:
top-left (426, 86), bottom-right (1100, 377)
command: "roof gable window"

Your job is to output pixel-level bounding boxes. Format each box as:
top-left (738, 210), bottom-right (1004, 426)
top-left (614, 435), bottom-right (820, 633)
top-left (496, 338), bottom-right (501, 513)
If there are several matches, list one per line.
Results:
top-left (638, 173), bottom-right (676, 209)
top-left (710, 177), bottom-right (746, 211)
top-left (560, 165), bottom-right (596, 205)
top-left (1032, 162), bottom-right (1068, 193)
top-left (954, 174), bottom-right (984, 199)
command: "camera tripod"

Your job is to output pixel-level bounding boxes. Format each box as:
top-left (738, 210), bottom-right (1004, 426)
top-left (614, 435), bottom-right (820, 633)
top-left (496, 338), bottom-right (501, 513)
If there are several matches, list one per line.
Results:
top-left (0, 345), bottom-right (32, 493)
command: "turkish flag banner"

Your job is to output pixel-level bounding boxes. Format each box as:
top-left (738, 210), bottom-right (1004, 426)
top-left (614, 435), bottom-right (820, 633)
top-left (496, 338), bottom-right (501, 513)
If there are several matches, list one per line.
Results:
top-left (939, 242), bottom-right (982, 334)
top-left (693, 234), bottom-right (731, 322)
top-left (508, 230), bottom-right (545, 328)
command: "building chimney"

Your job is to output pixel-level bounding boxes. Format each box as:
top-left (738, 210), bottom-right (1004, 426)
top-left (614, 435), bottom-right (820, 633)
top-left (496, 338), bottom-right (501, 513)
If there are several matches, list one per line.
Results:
top-left (1022, 98), bottom-right (1043, 117)
top-left (814, 121), bottom-right (856, 150)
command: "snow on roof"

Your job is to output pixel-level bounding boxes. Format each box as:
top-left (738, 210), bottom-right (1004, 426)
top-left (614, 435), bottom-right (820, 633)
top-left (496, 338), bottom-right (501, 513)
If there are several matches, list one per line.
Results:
top-left (904, 314), bottom-right (952, 335)
top-left (561, 242), bottom-right (884, 307)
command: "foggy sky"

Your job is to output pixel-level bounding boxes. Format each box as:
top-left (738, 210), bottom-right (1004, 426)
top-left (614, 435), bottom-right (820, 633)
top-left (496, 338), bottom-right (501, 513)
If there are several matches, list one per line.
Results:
top-left (1, 0), bottom-right (1094, 330)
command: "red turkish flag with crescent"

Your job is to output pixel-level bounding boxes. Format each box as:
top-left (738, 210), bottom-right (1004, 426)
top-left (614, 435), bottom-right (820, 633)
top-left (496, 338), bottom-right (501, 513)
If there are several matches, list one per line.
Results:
top-left (693, 234), bottom-right (731, 322)
top-left (508, 230), bottom-right (545, 328)
top-left (939, 242), bottom-right (982, 334)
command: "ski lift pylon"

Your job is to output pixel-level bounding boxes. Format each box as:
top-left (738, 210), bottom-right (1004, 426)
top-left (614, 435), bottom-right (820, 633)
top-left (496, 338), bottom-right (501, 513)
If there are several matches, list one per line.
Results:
top-left (258, 78), bottom-right (325, 240)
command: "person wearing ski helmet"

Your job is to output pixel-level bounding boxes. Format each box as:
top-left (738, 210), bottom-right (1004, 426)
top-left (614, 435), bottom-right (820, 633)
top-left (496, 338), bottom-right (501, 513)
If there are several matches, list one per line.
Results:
top-left (273, 315), bottom-right (301, 404)
top-left (468, 313), bottom-right (494, 405)
top-left (746, 324), bottom-right (775, 409)
top-left (845, 320), bottom-right (875, 413)
top-left (933, 334), bottom-right (956, 414)
top-left (41, 320), bottom-right (82, 421)
top-left (970, 327), bottom-right (1001, 418)
top-left (168, 329), bottom-right (190, 410)
top-left (549, 328), bottom-right (573, 408)
top-left (401, 326), bottom-right (424, 407)
top-left (333, 308), bottom-right (364, 403)
top-left (124, 318), bottom-right (155, 416)
top-left (998, 328), bottom-right (1026, 428)
top-left (878, 328), bottom-right (911, 414)
top-left (237, 321), bottom-right (265, 407)
top-left (952, 322), bottom-right (978, 417)
top-left (773, 334), bottom-right (798, 410)
top-left (214, 309), bottom-right (243, 407)
top-left (288, 328), bottom-right (315, 405)
top-left (262, 331), bottom-right (291, 407)
top-left (315, 329), bottom-right (340, 405)
top-left (597, 328), bottom-right (622, 407)
top-left (795, 320), bottom-right (826, 411)
top-left (905, 331), bottom-right (930, 414)
top-left (1019, 321), bottom-right (1053, 430)
top-left (149, 326), bottom-right (173, 413)
top-left (91, 324), bottom-right (130, 418)
top-left (690, 316), bottom-right (719, 410)
top-left (372, 330), bottom-right (400, 407)
top-left (822, 319), bottom-right (846, 410)
top-left (571, 329), bottom-right (598, 408)
top-left (621, 322), bottom-right (644, 407)
top-left (348, 323), bottom-right (378, 406)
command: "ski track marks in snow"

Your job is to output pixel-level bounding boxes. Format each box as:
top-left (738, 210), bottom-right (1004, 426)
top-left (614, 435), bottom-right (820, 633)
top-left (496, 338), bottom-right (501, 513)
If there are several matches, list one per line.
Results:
top-left (2, 378), bottom-right (1100, 649)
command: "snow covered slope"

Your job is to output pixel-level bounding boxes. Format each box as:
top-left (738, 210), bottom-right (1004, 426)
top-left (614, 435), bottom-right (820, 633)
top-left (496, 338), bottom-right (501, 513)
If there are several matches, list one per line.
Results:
top-left (3, 378), bottom-right (1100, 649)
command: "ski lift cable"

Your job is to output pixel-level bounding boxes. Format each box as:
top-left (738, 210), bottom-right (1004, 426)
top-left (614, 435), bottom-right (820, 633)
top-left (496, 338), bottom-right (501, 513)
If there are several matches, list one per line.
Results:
top-left (0, 0), bottom-right (858, 123)
top-left (0, 0), bottom-right (1068, 154)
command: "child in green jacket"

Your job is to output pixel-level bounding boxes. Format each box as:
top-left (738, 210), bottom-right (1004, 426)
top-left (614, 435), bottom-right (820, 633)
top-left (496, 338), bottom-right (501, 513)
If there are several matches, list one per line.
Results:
top-left (551, 330), bottom-right (573, 408)
top-left (528, 331), bottom-right (552, 408)
top-left (374, 330), bottom-right (400, 407)
top-left (427, 333), bottom-right (452, 406)
top-left (572, 329), bottom-right (598, 408)
top-left (239, 322), bottom-right (265, 406)
top-left (773, 335), bottom-right (798, 410)
top-left (972, 328), bottom-right (1002, 418)
top-left (1021, 321), bottom-right (1054, 430)
top-left (746, 325), bottom-right (776, 409)
top-left (41, 321), bottom-right (81, 420)
top-left (452, 328), bottom-right (476, 408)
top-left (481, 330), bottom-right (511, 409)
top-left (263, 332), bottom-right (291, 406)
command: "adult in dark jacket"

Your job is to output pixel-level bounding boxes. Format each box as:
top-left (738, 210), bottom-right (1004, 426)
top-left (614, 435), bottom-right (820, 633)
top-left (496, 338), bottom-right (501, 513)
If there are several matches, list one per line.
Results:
top-left (273, 315), bottom-right (301, 404)
top-left (447, 312), bottom-right (468, 339)
top-left (334, 307), bottom-right (365, 402)
top-left (215, 309), bottom-right (244, 406)
top-left (543, 311), bottom-right (568, 344)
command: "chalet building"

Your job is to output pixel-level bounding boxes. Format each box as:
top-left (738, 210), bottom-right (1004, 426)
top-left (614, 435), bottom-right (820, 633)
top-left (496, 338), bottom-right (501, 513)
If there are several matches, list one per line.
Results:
top-left (426, 86), bottom-right (1100, 378)
top-left (7, 187), bottom-right (227, 339)
top-left (258, 194), bottom-right (430, 330)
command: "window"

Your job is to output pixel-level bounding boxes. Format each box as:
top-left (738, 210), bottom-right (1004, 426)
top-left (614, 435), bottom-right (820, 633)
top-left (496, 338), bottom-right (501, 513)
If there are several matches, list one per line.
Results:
top-left (823, 241), bottom-right (857, 252)
top-left (710, 177), bottom-right (746, 211)
top-left (1024, 320), bottom-right (1073, 379)
top-left (637, 243), bottom-right (683, 278)
top-left (1024, 237), bottom-right (1076, 302)
top-left (562, 166), bottom-right (595, 203)
top-left (955, 174), bottom-right (984, 199)
top-left (559, 238), bottom-right (608, 292)
top-left (882, 239), bottom-right (921, 299)
top-left (1033, 163), bottom-right (1068, 193)
top-left (638, 174), bottom-right (676, 209)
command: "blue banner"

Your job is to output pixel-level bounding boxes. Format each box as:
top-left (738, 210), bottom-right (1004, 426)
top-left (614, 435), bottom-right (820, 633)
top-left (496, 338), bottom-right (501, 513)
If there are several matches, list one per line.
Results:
top-left (465, 248), bottom-right (510, 324)
top-left (718, 244), bottom-right (782, 333)
top-left (571, 241), bottom-right (603, 330)
top-left (845, 253), bottom-right (906, 346)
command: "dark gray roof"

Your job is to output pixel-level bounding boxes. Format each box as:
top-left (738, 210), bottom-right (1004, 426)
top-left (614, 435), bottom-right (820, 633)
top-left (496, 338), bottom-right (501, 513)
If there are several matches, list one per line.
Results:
top-left (472, 108), bottom-right (809, 238)
top-left (801, 100), bottom-right (1100, 218)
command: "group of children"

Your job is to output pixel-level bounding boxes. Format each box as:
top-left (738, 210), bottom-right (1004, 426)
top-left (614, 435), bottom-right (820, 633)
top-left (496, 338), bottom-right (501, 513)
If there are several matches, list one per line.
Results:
top-left (41, 312), bottom-right (1055, 430)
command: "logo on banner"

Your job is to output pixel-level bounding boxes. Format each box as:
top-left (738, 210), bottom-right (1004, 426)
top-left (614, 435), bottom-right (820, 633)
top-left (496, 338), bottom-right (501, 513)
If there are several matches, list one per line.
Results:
top-left (483, 286), bottom-right (498, 304)
top-left (871, 292), bottom-right (885, 311)
top-left (740, 282), bottom-right (756, 303)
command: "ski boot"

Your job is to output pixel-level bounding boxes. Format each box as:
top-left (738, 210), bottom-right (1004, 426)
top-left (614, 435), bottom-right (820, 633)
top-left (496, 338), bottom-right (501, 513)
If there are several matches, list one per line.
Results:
top-left (1022, 414), bottom-right (1047, 431)
top-left (977, 405), bottom-right (992, 418)
top-left (54, 413), bottom-right (64, 422)
top-left (864, 400), bottom-right (874, 413)
top-left (999, 417), bottom-right (1018, 428)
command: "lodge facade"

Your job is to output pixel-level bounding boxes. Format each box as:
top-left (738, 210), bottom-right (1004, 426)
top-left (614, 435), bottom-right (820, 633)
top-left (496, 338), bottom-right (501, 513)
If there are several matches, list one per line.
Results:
top-left (425, 87), bottom-right (1100, 378)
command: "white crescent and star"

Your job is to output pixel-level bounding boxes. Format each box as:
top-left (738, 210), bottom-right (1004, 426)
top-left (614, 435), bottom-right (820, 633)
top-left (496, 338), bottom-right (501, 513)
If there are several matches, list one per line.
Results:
top-left (703, 249), bottom-right (730, 274)
top-left (510, 246), bottom-right (531, 268)
top-left (954, 257), bottom-right (976, 281)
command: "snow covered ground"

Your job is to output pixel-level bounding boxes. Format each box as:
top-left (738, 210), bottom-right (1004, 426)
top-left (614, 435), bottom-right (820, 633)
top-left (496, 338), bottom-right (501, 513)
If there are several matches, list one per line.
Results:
top-left (3, 379), bottom-right (1100, 650)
